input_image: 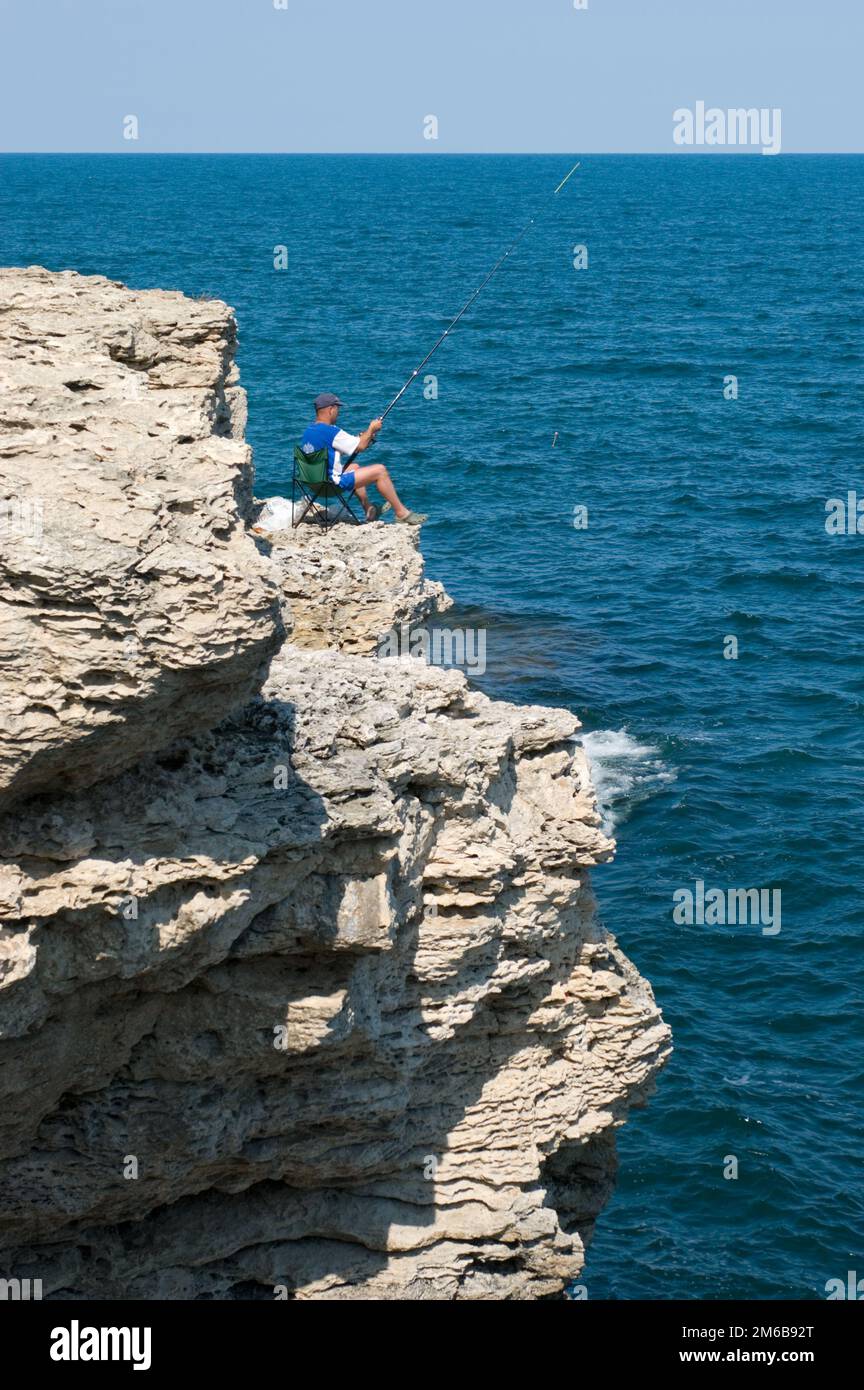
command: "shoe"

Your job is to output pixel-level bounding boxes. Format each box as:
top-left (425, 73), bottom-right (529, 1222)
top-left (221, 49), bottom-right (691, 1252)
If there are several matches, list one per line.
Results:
top-left (396, 510), bottom-right (429, 526)
top-left (364, 503), bottom-right (393, 523)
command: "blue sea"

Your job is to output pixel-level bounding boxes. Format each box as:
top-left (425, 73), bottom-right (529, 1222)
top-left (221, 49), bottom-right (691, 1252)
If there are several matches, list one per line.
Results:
top-left (2, 153), bottom-right (862, 1301)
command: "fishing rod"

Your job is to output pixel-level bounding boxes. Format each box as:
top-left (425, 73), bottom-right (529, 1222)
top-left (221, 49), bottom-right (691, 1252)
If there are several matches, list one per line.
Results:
top-left (346, 159), bottom-right (581, 462)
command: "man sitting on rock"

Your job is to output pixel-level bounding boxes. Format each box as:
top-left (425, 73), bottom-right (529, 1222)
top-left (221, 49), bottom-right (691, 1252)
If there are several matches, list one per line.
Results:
top-left (300, 393), bottom-right (427, 525)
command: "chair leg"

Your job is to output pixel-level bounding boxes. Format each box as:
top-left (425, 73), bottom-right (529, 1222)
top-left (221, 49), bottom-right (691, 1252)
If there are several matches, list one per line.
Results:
top-left (339, 489), bottom-right (362, 525)
top-left (293, 481), bottom-right (322, 528)
top-left (293, 480), bottom-right (362, 530)
top-left (295, 491), bottom-right (316, 527)
top-left (292, 470), bottom-right (307, 528)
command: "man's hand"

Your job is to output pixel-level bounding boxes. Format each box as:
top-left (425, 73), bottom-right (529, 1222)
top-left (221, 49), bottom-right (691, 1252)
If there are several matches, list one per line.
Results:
top-left (355, 418), bottom-right (383, 455)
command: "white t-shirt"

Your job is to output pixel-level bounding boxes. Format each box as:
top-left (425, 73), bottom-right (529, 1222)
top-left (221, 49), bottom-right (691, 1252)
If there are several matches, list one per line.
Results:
top-left (329, 428), bottom-right (361, 482)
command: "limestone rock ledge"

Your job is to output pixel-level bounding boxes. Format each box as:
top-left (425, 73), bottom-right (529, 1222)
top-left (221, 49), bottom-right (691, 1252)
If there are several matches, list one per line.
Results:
top-left (0, 269), bottom-right (670, 1300)
top-left (0, 266), bottom-right (282, 810)
top-left (263, 521), bottom-right (452, 655)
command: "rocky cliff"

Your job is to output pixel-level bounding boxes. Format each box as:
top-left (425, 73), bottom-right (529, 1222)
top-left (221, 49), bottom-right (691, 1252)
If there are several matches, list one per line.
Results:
top-left (0, 267), bottom-right (670, 1300)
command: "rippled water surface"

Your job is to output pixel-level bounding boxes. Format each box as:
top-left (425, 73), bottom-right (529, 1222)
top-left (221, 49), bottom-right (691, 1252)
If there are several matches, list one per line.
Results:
top-left (3, 153), bottom-right (862, 1300)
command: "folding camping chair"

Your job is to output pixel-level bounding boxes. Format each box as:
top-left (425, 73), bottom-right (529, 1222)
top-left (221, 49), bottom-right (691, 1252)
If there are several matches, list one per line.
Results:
top-left (291, 446), bottom-right (363, 529)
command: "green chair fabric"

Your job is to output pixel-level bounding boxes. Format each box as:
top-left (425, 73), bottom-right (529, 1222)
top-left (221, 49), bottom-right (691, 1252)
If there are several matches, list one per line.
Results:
top-left (291, 445), bottom-right (362, 529)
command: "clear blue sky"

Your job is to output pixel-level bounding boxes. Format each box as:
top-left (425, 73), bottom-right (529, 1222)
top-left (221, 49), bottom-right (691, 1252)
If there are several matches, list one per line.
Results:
top-left (1, 0), bottom-right (861, 153)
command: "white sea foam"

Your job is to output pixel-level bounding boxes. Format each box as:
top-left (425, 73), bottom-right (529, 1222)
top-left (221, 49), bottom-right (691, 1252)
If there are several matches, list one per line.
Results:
top-left (579, 728), bottom-right (675, 834)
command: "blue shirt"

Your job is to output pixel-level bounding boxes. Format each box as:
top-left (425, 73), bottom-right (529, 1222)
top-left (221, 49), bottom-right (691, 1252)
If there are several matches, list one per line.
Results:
top-left (299, 422), bottom-right (362, 484)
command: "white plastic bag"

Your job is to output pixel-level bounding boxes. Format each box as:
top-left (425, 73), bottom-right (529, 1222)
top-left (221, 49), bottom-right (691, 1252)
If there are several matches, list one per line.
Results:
top-left (255, 495), bottom-right (345, 532)
top-left (255, 496), bottom-right (300, 531)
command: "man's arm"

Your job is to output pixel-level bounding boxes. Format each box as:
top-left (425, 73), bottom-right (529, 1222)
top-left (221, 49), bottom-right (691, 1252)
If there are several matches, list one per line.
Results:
top-left (347, 418), bottom-right (383, 458)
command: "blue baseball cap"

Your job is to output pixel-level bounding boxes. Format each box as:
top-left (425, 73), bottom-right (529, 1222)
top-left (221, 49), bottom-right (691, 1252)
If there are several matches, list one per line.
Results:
top-left (314, 392), bottom-right (344, 410)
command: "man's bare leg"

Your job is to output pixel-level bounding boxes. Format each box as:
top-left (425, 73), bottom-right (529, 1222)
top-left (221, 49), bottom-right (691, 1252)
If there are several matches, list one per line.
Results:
top-left (350, 463), bottom-right (411, 520)
top-left (352, 482), bottom-right (375, 519)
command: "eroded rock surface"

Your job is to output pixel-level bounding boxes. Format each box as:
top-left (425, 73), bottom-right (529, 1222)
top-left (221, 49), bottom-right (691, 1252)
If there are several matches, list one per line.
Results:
top-left (265, 520), bottom-right (451, 654)
top-left (0, 269), bottom-right (670, 1300)
top-left (0, 266), bottom-right (282, 810)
